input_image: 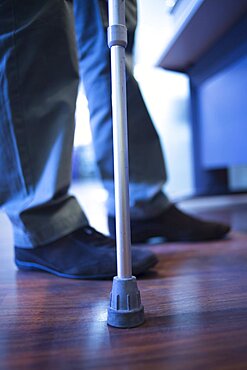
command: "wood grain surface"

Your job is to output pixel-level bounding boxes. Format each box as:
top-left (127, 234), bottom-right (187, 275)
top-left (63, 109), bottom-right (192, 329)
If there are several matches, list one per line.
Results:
top-left (1, 203), bottom-right (247, 370)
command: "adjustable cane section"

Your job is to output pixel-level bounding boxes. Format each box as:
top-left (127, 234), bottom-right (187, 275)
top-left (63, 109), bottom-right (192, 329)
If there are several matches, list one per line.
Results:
top-left (107, 0), bottom-right (144, 328)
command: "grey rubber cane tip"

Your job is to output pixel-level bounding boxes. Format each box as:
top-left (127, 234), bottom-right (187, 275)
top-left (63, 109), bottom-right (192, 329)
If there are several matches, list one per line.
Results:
top-left (107, 276), bottom-right (144, 328)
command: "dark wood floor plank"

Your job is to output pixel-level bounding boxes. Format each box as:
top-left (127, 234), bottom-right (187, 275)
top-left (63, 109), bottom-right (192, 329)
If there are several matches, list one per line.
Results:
top-left (1, 200), bottom-right (247, 370)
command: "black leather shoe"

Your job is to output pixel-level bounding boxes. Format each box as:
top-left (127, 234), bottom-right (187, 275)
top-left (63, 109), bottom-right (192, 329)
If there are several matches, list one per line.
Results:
top-left (108, 205), bottom-right (231, 243)
top-left (15, 226), bottom-right (158, 279)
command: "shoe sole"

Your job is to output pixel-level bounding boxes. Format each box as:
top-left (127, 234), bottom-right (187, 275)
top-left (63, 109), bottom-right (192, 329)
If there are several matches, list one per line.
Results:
top-left (131, 227), bottom-right (231, 244)
top-left (15, 257), bottom-right (158, 280)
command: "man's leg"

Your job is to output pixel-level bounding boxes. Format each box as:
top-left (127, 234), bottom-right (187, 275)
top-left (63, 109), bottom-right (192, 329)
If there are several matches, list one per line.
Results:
top-left (74, 0), bottom-right (169, 221)
top-left (0, 0), bottom-right (157, 277)
top-left (74, 0), bottom-right (230, 243)
top-left (0, 0), bottom-right (87, 247)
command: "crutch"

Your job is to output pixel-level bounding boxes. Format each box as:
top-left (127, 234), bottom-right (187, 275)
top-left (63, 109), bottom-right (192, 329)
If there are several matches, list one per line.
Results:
top-left (107, 0), bottom-right (144, 328)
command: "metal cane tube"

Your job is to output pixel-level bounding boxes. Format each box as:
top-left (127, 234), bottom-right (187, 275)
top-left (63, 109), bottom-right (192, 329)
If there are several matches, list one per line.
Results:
top-left (108, 0), bottom-right (132, 279)
top-left (107, 0), bottom-right (145, 328)
top-left (108, 0), bottom-right (125, 25)
top-left (111, 46), bottom-right (132, 278)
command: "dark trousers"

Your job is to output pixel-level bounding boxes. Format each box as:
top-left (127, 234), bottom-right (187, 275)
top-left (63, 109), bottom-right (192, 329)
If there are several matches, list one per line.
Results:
top-left (0, 0), bottom-right (168, 247)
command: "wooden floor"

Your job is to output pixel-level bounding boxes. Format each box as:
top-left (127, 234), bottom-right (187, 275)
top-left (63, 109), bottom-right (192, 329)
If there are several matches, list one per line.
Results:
top-left (1, 195), bottom-right (247, 370)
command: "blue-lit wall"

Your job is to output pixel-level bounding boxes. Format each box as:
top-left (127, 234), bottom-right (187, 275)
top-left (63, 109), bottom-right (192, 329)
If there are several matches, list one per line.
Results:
top-left (200, 54), bottom-right (247, 168)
